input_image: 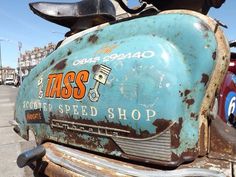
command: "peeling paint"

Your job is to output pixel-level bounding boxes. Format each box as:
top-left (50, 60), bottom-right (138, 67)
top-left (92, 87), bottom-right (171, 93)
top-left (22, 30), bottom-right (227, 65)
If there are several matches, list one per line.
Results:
top-left (201, 73), bottom-right (209, 86)
top-left (53, 58), bottom-right (67, 71)
top-left (14, 10), bottom-right (230, 169)
top-left (88, 34), bottom-right (98, 43)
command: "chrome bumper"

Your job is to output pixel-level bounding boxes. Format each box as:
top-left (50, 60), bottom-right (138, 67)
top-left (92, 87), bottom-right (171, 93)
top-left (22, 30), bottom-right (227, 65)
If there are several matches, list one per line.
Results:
top-left (40, 143), bottom-right (228, 177)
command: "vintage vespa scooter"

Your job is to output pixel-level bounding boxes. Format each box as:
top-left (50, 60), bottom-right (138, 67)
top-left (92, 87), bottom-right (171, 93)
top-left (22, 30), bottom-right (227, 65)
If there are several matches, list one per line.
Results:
top-left (12, 0), bottom-right (235, 176)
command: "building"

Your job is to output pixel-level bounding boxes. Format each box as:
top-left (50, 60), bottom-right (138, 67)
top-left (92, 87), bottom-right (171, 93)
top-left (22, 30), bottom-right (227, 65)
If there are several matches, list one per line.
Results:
top-left (18, 43), bottom-right (55, 78)
top-left (0, 66), bottom-right (16, 83)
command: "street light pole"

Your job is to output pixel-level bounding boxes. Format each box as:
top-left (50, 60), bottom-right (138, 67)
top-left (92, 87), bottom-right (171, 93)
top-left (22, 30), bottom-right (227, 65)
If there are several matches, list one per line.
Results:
top-left (18, 41), bottom-right (23, 85)
top-left (0, 41), bottom-right (2, 84)
top-left (0, 38), bottom-right (23, 85)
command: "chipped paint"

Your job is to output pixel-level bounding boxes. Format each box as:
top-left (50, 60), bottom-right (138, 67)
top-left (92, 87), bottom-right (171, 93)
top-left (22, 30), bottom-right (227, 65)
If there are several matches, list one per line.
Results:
top-left (53, 58), bottom-right (67, 71)
top-left (201, 73), bottom-right (209, 86)
top-left (14, 10), bottom-right (230, 169)
top-left (50, 59), bottom-right (55, 66)
top-left (88, 34), bottom-right (98, 43)
top-left (96, 44), bottom-right (118, 54)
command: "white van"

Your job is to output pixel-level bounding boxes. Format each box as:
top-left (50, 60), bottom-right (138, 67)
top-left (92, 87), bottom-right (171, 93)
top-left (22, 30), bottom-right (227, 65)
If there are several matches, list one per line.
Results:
top-left (4, 78), bottom-right (15, 85)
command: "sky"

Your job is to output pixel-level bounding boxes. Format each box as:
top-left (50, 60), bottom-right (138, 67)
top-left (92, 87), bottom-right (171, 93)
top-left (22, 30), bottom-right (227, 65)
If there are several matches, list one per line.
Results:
top-left (0, 0), bottom-right (235, 68)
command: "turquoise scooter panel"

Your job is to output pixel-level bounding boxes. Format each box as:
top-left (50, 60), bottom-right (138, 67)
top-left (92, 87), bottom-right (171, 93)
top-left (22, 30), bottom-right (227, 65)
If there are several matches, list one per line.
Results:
top-left (15, 11), bottom-right (219, 166)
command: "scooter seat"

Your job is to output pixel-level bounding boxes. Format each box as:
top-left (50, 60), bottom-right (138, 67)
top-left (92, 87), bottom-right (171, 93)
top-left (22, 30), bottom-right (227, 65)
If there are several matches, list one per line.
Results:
top-left (29, 0), bottom-right (116, 31)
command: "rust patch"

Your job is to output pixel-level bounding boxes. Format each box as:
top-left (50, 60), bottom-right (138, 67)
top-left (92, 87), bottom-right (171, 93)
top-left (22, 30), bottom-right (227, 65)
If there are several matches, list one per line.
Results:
top-left (171, 148), bottom-right (197, 165)
top-left (152, 119), bottom-right (172, 134)
top-left (103, 139), bottom-right (122, 153)
top-left (190, 112), bottom-right (195, 118)
top-left (199, 21), bottom-right (210, 31)
top-left (50, 59), bottom-right (55, 66)
top-left (179, 148), bottom-right (198, 162)
top-left (170, 117), bottom-right (183, 148)
top-left (76, 37), bottom-right (83, 43)
top-left (209, 118), bottom-right (236, 161)
top-left (200, 73), bottom-right (209, 86)
top-left (212, 51), bottom-right (216, 60)
top-left (88, 34), bottom-right (98, 43)
top-left (53, 59), bottom-right (67, 71)
top-left (201, 109), bottom-right (208, 116)
top-left (190, 112), bottom-right (198, 120)
top-left (184, 89), bottom-right (191, 96)
top-left (181, 89), bottom-right (195, 109)
top-left (92, 64), bottom-right (101, 73)
top-left (186, 99), bottom-right (195, 109)
top-left (199, 124), bottom-right (206, 155)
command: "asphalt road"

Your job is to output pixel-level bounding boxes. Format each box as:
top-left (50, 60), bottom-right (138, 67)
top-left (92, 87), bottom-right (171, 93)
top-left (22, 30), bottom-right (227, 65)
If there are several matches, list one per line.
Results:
top-left (0, 85), bottom-right (35, 177)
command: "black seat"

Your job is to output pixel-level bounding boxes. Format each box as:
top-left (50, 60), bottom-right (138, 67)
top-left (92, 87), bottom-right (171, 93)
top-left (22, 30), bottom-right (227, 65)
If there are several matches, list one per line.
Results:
top-left (30, 0), bottom-right (116, 33)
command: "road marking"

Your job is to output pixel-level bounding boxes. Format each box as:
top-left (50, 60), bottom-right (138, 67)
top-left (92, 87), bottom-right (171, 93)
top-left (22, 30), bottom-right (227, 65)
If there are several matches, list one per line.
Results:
top-left (0, 94), bottom-right (14, 97)
top-left (0, 114), bottom-right (14, 118)
top-left (0, 98), bottom-right (10, 103)
top-left (0, 125), bottom-right (12, 128)
top-left (0, 103), bottom-right (15, 107)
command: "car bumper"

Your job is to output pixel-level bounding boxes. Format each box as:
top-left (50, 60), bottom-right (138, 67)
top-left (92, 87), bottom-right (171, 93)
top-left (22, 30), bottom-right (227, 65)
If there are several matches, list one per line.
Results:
top-left (5, 82), bottom-right (15, 85)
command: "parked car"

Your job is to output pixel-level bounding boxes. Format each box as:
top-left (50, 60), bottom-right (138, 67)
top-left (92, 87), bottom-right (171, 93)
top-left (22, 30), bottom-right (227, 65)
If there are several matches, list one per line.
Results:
top-left (4, 78), bottom-right (15, 85)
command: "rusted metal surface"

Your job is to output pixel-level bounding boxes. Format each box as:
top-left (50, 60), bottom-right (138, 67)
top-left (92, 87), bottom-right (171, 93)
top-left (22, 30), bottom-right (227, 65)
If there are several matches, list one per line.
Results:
top-left (209, 117), bottom-right (236, 162)
top-left (14, 10), bottom-right (230, 168)
top-left (162, 10), bottom-right (230, 157)
top-left (43, 158), bottom-right (83, 177)
top-left (180, 156), bottom-right (233, 177)
top-left (201, 73), bottom-right (210, 86)
top-left (40, 142), bottom-right (229, 177)
top-left (53, 59), bottom-right (67, 71)
top-left (88, 34), bottom-right (99, 44)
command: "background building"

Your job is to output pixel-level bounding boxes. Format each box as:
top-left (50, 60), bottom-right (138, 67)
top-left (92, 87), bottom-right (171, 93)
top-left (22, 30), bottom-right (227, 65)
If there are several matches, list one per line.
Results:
top-left (18, 43), bottom-right (55, 78)
top-left (0, 66), bottom-right (16, 82)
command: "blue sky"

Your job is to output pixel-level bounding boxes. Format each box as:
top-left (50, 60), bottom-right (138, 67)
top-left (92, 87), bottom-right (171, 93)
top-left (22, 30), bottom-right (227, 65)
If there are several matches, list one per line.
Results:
top-left (0, 0), bottom-right (235, 68)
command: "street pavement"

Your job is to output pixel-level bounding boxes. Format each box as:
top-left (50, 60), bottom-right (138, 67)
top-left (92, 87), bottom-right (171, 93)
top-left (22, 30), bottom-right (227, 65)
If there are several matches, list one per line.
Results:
top-left (0, 85), bottom-right (35, 177)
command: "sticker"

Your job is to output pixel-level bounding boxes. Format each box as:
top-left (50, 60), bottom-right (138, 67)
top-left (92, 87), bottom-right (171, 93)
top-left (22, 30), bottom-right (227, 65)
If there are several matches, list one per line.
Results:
top-left (224, 91), bottom-right (236, 121)
top-left (38, 77), bottom-right (43, 98)
top-left (88, 65), bottom-right (111, 102)
top-left (231, 74), bottom-right (236, 84)
top-left (72, 51), bottom-right (155, 66)
top-left (45, 70), bottom-right (89, 100)
top-left (44, 64), bottom-right (111, 102)
top-left (25, 109), bottom-right (45, 123)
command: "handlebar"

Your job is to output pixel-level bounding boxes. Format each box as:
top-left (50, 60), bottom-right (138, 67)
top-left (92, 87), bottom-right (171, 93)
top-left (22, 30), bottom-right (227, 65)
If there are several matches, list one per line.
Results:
top-left (115, 0), bottom-right (147, 14)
